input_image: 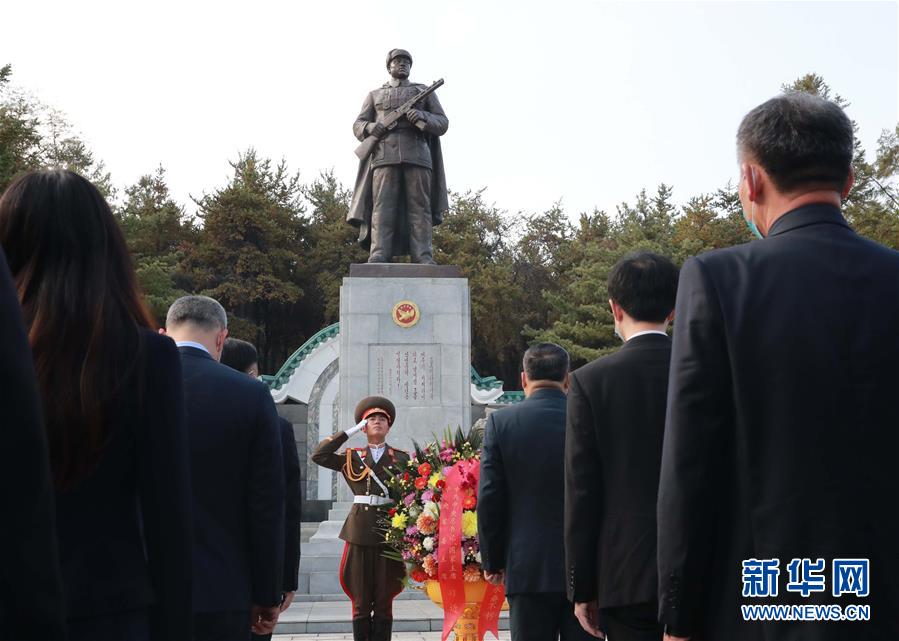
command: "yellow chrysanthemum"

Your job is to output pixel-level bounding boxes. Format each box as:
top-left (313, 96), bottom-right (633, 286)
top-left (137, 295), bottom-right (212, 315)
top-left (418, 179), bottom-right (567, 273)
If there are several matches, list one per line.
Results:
top-left (461, 510), bottom-right (478, 538)
top-left (391, 512), bottom-right (408, 529)
top-left (428, 473), bottom-right (442, 488)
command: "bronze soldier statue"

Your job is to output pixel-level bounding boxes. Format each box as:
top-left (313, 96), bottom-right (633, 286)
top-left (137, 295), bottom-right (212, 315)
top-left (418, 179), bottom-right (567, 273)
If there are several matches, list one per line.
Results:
top-left (347, 49), bottom-right (449, 264)
top-left (311, 396), bottom-right (410, 641)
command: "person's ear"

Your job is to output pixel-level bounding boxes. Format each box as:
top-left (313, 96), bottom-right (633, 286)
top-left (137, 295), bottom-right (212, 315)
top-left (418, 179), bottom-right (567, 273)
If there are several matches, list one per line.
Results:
top-left (562, 372), bottom-right (571, 393)
top-left (609, 299), bottom-right (624, 323)
top-left (520, 371), bottom-right (528, 391)
top-left (842, 167), bottom-right (855, 199)
top-left (742, 163), bottom-right (761, 203)
top-left (666, 309), bottom-right (675, 324)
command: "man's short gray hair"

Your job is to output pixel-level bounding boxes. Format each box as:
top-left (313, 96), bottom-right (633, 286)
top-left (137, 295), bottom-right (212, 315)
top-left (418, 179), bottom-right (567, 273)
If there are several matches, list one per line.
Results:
top-left (166, 295), bottom-right (228, 331)
top-left (737, 91), bottom-right (853, 193)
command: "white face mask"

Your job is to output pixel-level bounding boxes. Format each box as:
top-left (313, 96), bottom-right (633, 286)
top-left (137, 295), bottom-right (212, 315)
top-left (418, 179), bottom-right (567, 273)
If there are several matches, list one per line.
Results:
top-left (614, 322), bottom-right (624, 342)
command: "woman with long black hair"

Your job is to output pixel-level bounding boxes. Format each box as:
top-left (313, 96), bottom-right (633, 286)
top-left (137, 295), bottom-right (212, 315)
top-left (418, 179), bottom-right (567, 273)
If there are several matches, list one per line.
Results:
top-left (0, 170), bottom-right (192, 641)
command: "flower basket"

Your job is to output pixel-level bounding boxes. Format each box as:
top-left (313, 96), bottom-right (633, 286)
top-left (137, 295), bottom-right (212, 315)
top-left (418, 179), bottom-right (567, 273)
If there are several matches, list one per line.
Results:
top-left (424, 579), bottom-right (507, 641)
top-left (381, 427), bottom-right (506, 640)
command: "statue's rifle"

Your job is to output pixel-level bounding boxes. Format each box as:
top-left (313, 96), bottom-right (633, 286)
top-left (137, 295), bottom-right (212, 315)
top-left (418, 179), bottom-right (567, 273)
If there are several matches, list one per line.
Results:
top-left (354, 78), bottom-right (444, 160)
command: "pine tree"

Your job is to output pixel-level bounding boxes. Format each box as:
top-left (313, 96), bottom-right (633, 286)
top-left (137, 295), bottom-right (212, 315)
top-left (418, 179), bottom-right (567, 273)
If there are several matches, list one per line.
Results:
top-left (185, 149), bottom-right (307, 371)
top-left (119, 166), bottom-right (195, 323)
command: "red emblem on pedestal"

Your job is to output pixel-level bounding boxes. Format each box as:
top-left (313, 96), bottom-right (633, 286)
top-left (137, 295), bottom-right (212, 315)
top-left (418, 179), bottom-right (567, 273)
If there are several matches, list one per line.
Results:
top-left (392, 301), bottom-right (420, 328)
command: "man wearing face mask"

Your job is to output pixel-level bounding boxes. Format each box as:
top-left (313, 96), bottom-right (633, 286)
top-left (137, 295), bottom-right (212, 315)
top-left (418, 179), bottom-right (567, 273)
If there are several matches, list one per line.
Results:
top-left (564, 252), bottom-right (678, 641)
top-left (657, 92), bottom-right (899, 641)
top-left (165, 296), bottom-right (286, 640)
top-left (311, 396), bottom-right (409, 641)
top-left (348, 48), bottom-right (449, 264)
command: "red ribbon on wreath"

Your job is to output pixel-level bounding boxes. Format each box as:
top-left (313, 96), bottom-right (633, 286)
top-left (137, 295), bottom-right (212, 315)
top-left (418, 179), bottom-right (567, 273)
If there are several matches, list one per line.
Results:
top-left (437, 458), bottom-right (504, 640)
top-left (437, 459), bottom-right (469, 640)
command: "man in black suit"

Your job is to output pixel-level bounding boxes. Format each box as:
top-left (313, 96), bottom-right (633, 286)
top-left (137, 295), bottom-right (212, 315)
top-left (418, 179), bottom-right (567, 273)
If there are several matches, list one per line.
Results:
top-left (565, 251), bottom-right (678, 640)
top-left (658, 92), bottom-right (899, 641)
top-left (478, 343), bottom-right (592, 641)
top-left (166, 296), bottom-right (285, 640)
top-left (221, 337), bottom-right (303, 640)
top-left (0, 247), bottom-right (66, 640)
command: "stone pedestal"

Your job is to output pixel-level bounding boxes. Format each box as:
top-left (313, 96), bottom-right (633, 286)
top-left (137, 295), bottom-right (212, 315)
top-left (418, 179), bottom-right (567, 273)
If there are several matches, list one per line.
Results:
top-left (339, 263), bottom-right (471, 457)
top-left (300, 263), bottom-right (470, 599)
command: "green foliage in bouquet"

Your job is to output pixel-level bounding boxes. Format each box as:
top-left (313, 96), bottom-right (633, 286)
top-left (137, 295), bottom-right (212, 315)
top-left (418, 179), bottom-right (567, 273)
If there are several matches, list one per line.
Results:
top-left (378, 426), bottom-right (484, 586)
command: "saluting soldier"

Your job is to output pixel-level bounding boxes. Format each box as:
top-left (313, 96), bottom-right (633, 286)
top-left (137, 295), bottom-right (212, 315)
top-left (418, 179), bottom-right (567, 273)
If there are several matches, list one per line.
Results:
top-left (311, 396), bottom-right (409, 641)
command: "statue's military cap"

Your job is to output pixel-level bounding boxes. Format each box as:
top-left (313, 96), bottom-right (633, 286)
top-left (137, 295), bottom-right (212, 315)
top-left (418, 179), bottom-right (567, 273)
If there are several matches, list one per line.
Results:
top-left (386, 48), bottom-right (413, 69)
top-left (354, 395), bottom-right (397, 426)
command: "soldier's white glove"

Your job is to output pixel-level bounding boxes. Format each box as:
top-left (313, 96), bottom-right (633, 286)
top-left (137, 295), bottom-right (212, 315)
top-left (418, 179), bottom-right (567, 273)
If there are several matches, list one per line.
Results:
top-left (346, 419), bottom-right (367, 437)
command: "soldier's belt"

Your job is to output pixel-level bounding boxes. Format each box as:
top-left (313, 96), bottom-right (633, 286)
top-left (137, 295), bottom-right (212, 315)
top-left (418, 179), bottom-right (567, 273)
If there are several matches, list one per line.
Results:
top-left (353, 495), bottom-right (394, 506)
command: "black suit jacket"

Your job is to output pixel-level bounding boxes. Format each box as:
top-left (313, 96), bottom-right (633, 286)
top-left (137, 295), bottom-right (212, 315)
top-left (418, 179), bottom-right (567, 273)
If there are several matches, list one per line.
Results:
top-left (478, 388), bottom-right (568, 595)
top-left (279, 417), bottom-right (302, 593)
top-left (565, 333), bottom-right (671, 608)
top-left (55, 329), bottom-right (193, 639)
top-left (0, 249), bottom-right (66, 640)
top-left (658, 204), bottom-right (899, 640)
top-left (179, 346), bottom-right (285, 612)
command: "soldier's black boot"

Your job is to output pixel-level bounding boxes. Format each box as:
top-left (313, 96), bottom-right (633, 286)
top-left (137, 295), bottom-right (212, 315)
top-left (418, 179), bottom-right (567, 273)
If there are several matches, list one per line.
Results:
top-left (370, 616), bottom-right (392, 641)
top-left (352, 616), bottom-right (372, 641)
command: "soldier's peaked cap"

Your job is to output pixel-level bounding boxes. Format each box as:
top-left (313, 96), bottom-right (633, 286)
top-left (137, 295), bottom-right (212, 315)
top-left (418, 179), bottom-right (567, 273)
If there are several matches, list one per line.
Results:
top-left (355, 395), bottom-right (397, 426)
top-left (386, 49), bottom-right (413, 68)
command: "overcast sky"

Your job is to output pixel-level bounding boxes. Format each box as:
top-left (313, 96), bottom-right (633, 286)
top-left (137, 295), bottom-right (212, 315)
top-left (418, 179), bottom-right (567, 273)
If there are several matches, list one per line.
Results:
top-left (2, 0), bottom-right (897, 219)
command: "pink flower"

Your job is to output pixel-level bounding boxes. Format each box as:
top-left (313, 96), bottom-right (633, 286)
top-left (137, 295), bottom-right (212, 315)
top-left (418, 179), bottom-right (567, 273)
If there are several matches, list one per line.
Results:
top-left (406, 526), bottom-right (419, 536)
top-left (421, 490), bottom-right (434, 503)
top-left (403, 493), bottom-right (415, 507)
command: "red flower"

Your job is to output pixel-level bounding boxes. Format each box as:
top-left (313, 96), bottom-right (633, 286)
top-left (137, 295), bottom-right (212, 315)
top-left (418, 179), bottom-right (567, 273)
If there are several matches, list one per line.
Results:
top-left (388, 508), bottom-right (397, 516)
top-left (403, 472), bottom-right (410, 482)
top-left (418, 462), bottom-right (432, 477)
top-left (410, 568), bottom-right (428, 583)
top-left (436, 479), bottom-right (446, 490)
top-left (462, 495), bottom-right (476, 509)
top-left (414, 476), bottom-right (428, 490)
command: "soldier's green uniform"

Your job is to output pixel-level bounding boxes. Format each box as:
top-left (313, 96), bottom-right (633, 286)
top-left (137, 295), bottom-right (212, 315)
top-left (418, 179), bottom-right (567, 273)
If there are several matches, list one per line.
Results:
top-left (311, 396), bottom-right (409, 641)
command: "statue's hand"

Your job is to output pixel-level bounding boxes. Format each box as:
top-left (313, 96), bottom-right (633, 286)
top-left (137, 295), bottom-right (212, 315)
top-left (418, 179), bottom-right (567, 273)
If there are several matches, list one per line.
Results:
top-left (366, 122), bottom-right (387, 137)
top-left (406, 109), bottom-right (425, 125)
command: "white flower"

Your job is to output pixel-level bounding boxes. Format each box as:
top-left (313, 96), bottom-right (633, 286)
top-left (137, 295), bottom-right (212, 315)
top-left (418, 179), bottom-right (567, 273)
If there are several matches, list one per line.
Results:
top-left (423, 501), bottom-right (439, 518)
top-left (475, 552), bottom-right (482, 563)
top-left (409, 505), bottom-right (422, 518)
top-left (423, 536), bottom-right (434, 551)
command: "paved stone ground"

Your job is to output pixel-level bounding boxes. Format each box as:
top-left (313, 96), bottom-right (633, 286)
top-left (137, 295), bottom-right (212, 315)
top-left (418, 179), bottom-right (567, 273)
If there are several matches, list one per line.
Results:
top-left (274, 599), bottom-right (509, 635)
top-left (274, 633), bottom-right (512, 640)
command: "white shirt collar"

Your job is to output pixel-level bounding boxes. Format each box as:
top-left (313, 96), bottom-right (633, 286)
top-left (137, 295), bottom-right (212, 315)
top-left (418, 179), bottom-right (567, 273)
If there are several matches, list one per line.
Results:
top-left (627, 330), bottom-right (668, 342)
top-left (369, 443), bottom-right (386, 463)
top-left (176, 340), bottom-right (211, 355)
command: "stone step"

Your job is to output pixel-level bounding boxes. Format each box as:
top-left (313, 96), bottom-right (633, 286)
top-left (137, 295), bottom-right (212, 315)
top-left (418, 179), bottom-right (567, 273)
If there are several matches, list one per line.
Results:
top-left (274, 598), bottom-right (509, 634)
top-left (301, 554), bottom-right (344, 572)
top-left (300, 523), bottom-right (319, 543)
top-left (309, 570), bottom-right (345, 595)
top-left (328, 507), bottom-right (351, 521)
top-left (293, 590), bottom-right (428, 602)
top-left (310, 521), bottom-right (345, 540)
top-left (301, 539), bottom-right (346, 556)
